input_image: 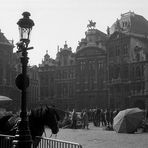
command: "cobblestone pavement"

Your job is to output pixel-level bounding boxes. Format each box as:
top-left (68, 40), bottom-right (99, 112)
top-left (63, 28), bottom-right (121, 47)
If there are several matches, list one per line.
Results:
top-left (45, 123), bottom-right (148, 148)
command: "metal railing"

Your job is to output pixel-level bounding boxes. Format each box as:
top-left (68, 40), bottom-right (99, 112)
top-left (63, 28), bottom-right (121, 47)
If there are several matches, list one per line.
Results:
top-left (35, 136), bottom-right (83, 148)
top-left (0, 134), bottom-right (14, 148)
top-left (0, 134), bottom-right (82, 148)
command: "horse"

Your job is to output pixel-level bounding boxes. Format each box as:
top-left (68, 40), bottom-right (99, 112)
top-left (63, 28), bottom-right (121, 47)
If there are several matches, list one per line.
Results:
top-left (0, 105), bottom-right (60, 147)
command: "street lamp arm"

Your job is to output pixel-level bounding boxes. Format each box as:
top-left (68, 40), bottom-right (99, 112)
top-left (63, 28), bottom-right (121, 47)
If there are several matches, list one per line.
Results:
top-left (16, 41), bottom-right (33, 52)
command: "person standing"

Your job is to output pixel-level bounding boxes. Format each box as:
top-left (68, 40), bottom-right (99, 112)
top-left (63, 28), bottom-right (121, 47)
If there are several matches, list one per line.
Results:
top-left (92, 108), bottom-right (97, 126)
top-left (82, 109), bottom-right (89, 129)
top-left (100, 109), bottom-right (106, 126)
top-left (94, 108), bottom-right (101, 127)
top-left (110, 109), bottom-right (114, 126)
top-left (105, 108), bottom-right (110, 126)
top-left (71, 109), bottom-right (77, 129)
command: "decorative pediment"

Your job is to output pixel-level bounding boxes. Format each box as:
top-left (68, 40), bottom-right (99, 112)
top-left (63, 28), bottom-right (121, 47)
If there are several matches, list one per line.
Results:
top-left (76, 47), bottom-right (105, 57)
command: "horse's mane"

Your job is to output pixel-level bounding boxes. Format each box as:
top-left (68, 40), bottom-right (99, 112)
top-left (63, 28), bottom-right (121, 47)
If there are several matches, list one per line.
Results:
top-left (28, 107), bottom-right (45, 140)
top-left (29, 106), bottom-right (44, 119)
top-left (29, 106), bottom-right (59, 121)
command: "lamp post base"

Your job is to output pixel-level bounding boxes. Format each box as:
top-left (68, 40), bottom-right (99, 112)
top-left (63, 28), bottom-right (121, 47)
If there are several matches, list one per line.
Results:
top-left (12, 119), bottom-right (32, 148)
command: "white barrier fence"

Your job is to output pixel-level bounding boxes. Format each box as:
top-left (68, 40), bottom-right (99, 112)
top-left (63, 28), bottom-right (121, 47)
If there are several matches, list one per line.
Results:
top-left (0, 134), bottom-right (14, 148)
top-left (35, 136), bottom-right (83, 148)
top-left (0, 134), bottom-right (83, 148)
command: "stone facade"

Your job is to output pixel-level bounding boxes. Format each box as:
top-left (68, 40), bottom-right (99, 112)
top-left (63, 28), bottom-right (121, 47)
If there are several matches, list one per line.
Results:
top-left (0, 31), bottom-right (20, 112)
top-left (106, 11), bottom-right (148, 110)
top-left (1, 11), bottom-right (148, 111)
top-left (38, 24), bottom-right (108, 110)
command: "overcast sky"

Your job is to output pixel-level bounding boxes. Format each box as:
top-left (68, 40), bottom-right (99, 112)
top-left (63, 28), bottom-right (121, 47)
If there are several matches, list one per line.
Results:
top-left (0, 0), bottom-right (148, 65)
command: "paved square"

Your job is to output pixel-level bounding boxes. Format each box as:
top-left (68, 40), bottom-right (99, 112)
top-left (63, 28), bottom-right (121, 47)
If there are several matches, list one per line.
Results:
top-left (45, 123), bottom-right (148, 148)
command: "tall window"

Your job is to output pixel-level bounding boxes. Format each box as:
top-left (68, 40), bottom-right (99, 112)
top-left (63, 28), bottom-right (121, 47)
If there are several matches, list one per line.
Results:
top-left (64, 57), bottom-right (67, 65)
top-left (123, 44), bottom-right (128, 56)
top-left (122, 65), bottom-right (128, 79)
top-left (136, 53), bottom-right (140, 61)
top-left (109, 48), bottom-right (114, 57)
top-left (135, 66), bottom-right (141, 79)
top-left (115, 45), bottom-right (120, 56)
top-left (114, 65), bottom-right (120, 79)
top-left (80, 61), bottom-right (85, 71)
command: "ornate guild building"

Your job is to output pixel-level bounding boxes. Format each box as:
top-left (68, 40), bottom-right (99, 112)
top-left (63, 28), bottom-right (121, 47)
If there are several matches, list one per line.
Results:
top-left (0, 30), bottom-right (20, 111)
top-left (106, 11), bottom-right (148, 109)
top-left (38, 13), bottom-right (148, 110)
top-left (75, 20), bottom-right (108, 109)
top-left (1, 11), bottom-right (148, 112)
top-left (38, 21), bottom-right (108, 110)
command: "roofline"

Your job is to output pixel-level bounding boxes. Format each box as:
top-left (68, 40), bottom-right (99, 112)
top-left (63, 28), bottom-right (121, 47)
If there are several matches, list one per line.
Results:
top-left (76, 45), bottom-right (105, 54)
top-left (110, 31), bottom-right (148, 40)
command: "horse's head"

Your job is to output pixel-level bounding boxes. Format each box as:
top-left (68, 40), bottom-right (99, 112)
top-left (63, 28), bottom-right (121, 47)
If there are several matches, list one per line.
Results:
top-left (43, 106), bottom-right (59, 134)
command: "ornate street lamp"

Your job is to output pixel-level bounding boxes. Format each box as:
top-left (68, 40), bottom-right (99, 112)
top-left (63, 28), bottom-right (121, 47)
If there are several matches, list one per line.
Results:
top-left (13, 12), bottom-right (34, 148)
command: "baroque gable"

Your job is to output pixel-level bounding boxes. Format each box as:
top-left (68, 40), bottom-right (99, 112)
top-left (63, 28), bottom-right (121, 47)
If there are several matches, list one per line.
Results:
top-left (76, 47), bottom-right (105, 58)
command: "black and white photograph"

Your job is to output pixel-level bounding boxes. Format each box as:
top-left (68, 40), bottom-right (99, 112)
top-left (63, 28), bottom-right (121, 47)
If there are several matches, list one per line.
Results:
top-left (0, 0), bottom-right (148, 147)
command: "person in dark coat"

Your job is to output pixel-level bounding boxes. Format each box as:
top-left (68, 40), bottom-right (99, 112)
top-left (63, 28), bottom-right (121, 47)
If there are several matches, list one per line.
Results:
top-left (94, 108), bottom-right (101, 127)
top-left (81, 109), bottom-right (89, 129)
top-left (110, 109), bottom-right (114, 126)
top-left (71, 109), bottom-right (77, 129)
top-left (100, 109), bottom-right (106, 126)
top-left (105, 109), bottom-right (110, 126)
top-left (92, 109), bottom-right (97, 126)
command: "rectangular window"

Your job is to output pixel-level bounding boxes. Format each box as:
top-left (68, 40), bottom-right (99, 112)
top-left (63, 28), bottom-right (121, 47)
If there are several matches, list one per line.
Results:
top-left (115, 46), bottom-right (120, 56)
top-left (109, 48), bottom-right (114, 57)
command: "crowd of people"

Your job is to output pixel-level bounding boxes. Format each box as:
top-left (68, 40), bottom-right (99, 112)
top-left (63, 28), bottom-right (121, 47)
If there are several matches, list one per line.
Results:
top-left (60, 107), bottom-right (148, 134)
top-left (61, 107), bottom-right (120, 130)
top-left (91, 108), bottom-right (120, 128)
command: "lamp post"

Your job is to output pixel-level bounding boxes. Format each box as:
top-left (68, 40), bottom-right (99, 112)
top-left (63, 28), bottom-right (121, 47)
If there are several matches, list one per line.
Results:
top-left (13, 12), bottom-right (34, 148)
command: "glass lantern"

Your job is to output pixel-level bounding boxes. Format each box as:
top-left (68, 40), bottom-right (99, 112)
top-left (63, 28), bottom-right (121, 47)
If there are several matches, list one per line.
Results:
top-left (17, 12), bottom-right (34, 43)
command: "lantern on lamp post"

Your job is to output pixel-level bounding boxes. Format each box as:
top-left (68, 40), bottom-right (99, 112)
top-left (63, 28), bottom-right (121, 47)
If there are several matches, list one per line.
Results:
top-left (13, 12), bottom-right (34, 148)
